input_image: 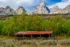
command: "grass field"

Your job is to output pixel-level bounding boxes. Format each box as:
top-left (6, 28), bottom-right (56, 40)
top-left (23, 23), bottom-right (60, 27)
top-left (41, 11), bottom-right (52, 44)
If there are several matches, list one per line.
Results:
top-left (0, 38), bottom-right (70, 47)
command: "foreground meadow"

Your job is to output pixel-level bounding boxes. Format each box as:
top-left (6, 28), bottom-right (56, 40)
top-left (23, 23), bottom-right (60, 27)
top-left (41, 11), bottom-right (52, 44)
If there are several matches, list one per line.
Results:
top-left (0, 39), bottom-right (70, 47)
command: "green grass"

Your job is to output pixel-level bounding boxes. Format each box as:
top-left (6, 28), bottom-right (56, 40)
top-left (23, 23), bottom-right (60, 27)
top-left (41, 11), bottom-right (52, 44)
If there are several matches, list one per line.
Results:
top-left (0, 39), bottom-right (70, 47)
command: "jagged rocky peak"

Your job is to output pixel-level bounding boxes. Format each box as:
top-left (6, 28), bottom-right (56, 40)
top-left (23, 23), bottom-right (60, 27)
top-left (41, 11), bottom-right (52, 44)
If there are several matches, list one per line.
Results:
top-left (18, 6), bottom-right (24, 9)
top-left (52, 6), bottom-right (59, 8)
top-left (50, 6), bottom-right (62, 14)
top-left (39, 2), bottom-right (46, 7)
top-left (33, 2), bottom-right (50, 14)
top-left (50, 6), bottom-right (60, 12)
top-left (50, 5), bottom-right (69, 14)
top-left (65, 5), bottom-right (70, 9)
top-left (5, 6), bottom-right (14, 15)
top-left (0, 7), bottom-right (7, 15)
top-left (5, 6), bottom-right (14, 11)
top-left (6, 6), bottom-right (10, 9)
top-left (64, 5), bottom-right (70, 13)
top-left (0, 7), bottom-right (5, 11)
top-left (16, 6), bottom-right (26, 15)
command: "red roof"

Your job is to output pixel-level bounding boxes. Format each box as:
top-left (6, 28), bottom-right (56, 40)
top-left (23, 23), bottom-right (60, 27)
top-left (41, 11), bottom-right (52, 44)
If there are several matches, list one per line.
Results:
top-left (16, 31), bottom-right (52, 35)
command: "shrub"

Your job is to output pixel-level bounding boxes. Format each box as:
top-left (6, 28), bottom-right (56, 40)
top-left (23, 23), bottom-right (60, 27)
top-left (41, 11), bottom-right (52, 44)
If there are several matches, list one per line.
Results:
top-left (0, 12), bottom-right (70, 37)
top-left (59, 40), bottom-right (70, 45)
top-left (40, 40), bottom-right (57, 45)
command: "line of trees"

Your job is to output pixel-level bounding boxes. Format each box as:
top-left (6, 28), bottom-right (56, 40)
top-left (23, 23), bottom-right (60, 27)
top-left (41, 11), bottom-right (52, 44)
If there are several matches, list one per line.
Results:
top-left (0, 12), bottom-right (70, 37)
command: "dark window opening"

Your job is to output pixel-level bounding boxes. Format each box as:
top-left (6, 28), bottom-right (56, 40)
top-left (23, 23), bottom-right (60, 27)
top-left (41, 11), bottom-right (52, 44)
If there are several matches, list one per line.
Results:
top-left (41, 34), bottom-right (50, 38)
top-left (24, 35), bottom-right (31, 38)
top-left (16, 35), bottom-right (23, 37)
top-left (32, 35), bottom-right (40, 38)
top-left (16, 35), bottom-right (23, 40)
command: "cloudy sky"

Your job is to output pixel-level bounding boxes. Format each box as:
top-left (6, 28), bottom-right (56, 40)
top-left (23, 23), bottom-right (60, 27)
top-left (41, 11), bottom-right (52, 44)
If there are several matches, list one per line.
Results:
top-left (0, 0), bottom-right (70, 12)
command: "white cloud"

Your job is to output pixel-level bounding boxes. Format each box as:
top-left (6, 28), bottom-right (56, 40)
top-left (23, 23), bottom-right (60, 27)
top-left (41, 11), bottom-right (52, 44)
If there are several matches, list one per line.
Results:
top-left (48, 0), bottom-right (70, 9)
top-left (14, 0), bottom-right (34, 5)
top-left (0, 0), bottom-right (35, 9)
top-left (0, 0), bottom-right (7, 2)
top-left (0, 0), bottom-right (34, 6)
top-left (0, 0), bottom-right (42, 12)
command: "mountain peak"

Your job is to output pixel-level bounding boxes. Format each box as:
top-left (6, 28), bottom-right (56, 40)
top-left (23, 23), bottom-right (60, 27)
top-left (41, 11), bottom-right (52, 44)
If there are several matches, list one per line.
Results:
top-left (33, 2), bottom-right (50, 14)
top-left (64, 5), bottom-right (70, 13)
top-left (18, 6), bottom-right (24, 9)
top-left (6, 6), bottom-right (11, 9)
top-left (16, 6), bottom-right (26, 15)
top-left (39, 2), bottom-right (46, 7)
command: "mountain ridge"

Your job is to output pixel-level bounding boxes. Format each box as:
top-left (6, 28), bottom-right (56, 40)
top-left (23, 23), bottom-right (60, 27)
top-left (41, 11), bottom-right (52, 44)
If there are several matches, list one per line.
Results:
top-left (0, 2), bottom-right (70, 15)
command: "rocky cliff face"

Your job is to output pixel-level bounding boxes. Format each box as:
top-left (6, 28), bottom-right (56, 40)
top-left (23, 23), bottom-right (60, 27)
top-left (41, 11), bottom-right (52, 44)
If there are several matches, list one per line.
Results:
top-left (64, 5), bottom-right (70, 13)
top-left (0, 7), bottom-right (6, 15)
top-left (16, 6), bottom-right (26, 15)
top-left (33, 2), bottom-right (50, 14)
top-left (50, 6), bottom-right (61, 14)
top-left (49, 6), bottom-right (69, 14)
top-left (0, 7), bottom-right (4, 11)
top-left (4, 6), bottom-right (15, 15)
top-left (0, 6), bottom-right (26, 15)
top-left (0, 6), bottom-right (14, 15)
top-left (61, 9), bottom-right (68, 14)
